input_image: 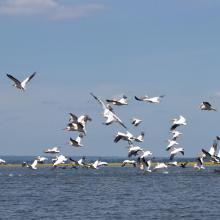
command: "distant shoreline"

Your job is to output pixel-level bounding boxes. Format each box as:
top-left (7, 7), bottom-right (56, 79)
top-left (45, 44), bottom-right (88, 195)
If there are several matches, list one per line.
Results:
top-left (1, 162), bottom-right (220, 167)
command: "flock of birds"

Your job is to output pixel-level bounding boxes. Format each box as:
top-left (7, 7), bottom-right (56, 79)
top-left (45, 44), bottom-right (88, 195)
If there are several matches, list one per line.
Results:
top-left (0, 72), bottom-right (220, 173)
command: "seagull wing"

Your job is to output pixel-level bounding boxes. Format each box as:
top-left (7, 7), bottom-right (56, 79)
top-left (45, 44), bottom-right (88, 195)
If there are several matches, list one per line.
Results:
top-left (6, 74), bottom-right (21, 85)
top-left (31, 159), bottom-right (38, 169)
top-left (203, 102), bottom-right (212, 107)
top-left (90, 92), bottom-right (107, 110)
top-left (69, 113), bottom-right (78, 123)
top-left (21, 72), bottom-right (36, 88)
top-left (170, 124), bottom-right (179, 131)
top-left (112, 113), bottom-right (127, 129)
top-left (134, 96), bottom-right (146, 101)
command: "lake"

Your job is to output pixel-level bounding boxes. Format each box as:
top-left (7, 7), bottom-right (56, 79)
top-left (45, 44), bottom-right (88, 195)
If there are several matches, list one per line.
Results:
top-left (0, 163), bottom-right (219, 220)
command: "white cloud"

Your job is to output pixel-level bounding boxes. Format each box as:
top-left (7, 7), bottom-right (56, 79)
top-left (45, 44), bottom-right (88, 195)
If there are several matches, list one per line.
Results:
top-left (0, 0), bottom-right (104, 19)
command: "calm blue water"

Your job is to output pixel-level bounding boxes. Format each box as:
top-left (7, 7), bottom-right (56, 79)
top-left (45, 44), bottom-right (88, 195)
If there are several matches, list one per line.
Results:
top-left (0, 162), bottom-right (220, 220)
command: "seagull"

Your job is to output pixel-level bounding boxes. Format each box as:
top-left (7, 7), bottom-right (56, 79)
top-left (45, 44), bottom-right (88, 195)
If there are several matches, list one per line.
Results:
top-left (114, 131), bottom-right (135, 143)
top-left (138, 150), bottom-right (153, 159)
top-left (69, 113), bottom-right (92, 125)
top-left (68, 113), bottom-right (92, 134)
top-left (106, 95), bottom-right (128, 105)
top-left (194, 156), bottom-right (205, 170)
top-left (169, 147), bottom-right (184, 161)
top-left (53, 155), bottom-right (68, 167)
top-left (170, 115), bottom-right (187, 131)
top-left (89, 160), bottom-right (108, 169)
top-left (200, 102), bottom-right (216, 111)
top-left (114, 131), bottom-right (144, 143)
top-left (134, 132), bottom-right (145, 142)
top-left (121, 160), bottom-right (137, 167)
top-left (68, 133), bottom-right (84, 147)
top-left (90, 92), bottom-right (127, 129)
top-left (166, 139), bottom-right (179, 151)
top-left (69, 156), bottom-right (88, 168)
top-left (170, 130), bottom-right (182, 141)
top-left (137, 157), bottom-right (152, 172)
top-left (36, 156), bottom-right (48, 164)
top-left (128, 145), bottom-right (143, 157)
top-left (202, 138), bottom-right (220, 163)
top-left (44, 147), bottom-right (60, 154)
top-left (24, 159), bottom-right (38, 170)
top-left (152, 162), bottom-right (168, 171)
top-left (131, 118), bottom-right (142, 127)
top-left (7, 72), bottom-right (36, 91)
top-left (134, 95), bottom-right (165, 103)
top-left (63, 122), bottom-right (86, 134)
top-left (0, 159), bottom-right (6, 165)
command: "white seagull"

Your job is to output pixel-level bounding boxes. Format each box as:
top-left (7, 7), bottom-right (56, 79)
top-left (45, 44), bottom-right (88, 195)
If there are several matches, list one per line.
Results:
top-left (134, 132), bottom-right (145, 142)
top-left (131, 118), bottom-right (142, 127)
top-left (106, 95), bottom-right (128, 106)
top-left (200, 102), bottom-right (216, 111)
top-left (53, 155), bottom-right (68, 167)
top-left (0, 159), bottom-right (6, 164)
top-left (69, 113), bottom-right (92, 125)
top-left (202, 138), bottom-right (220, 163)
top-left (152, 162), bottom-right (168, 171)
top-left (166, 139), bottom-right (179, 151)
top-left (89, 160), bottom-right (108, 169)
top-left (169, 147), bottom-right (184, 161)
top-left (36, 156), bottom-right (48, 164)
top-left (90, 92), bottom-right (127, 129)
top-left (170, 115), bottom-right (187, 131)
top-left (63, 122), bottom-right (86, 134)
top-left (134, 95), bottom-right (165, 103)
top-left (170, 130), bottom-right (182, 141)
top-left (69, 157), bottom-right (88, 168)
top-left (68, 133), bottom-right (84, 147)
top-left (194, 156), bottom-right (205, 170)
top-left (128, 145), bottom-right (143, 157)
top-left (121, 160), bottom-right (137, 167)
top-left (114, 131), bottom-right (134, 143)
top-left (7, 72), bottom-right (36, 91)
top-left (44, 147), bottom-right (60, 154)
top-left (137, 157), bottom-right (152, 172)
top-left (24, 159), bottom-right (38, 170)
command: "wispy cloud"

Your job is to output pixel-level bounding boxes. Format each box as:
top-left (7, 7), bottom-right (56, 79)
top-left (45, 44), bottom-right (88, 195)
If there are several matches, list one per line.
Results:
top-left (0, 0), bottom-right (105, 19)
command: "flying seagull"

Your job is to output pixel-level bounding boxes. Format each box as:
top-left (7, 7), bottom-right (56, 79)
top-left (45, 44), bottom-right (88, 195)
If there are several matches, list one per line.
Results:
top-left (170, 115), bottom-right (187, 131)
top-left (44, 147), bottom-right (60, 154)
top-left (170, 130), bottom-right (182, 141)
top-left (0, 159), bottom-right (6, 165)
top-left (169, 147), bottom-right (184, 161)
top-left (90, 92), bottom-right (127, 129)
top-left (131, 118), bottom-right (142, 127)
top-left (68, 133), bottom-right (84, 147)
top-left (7, 72), bottom-right (36, 91)
top-left (121, 160), bottom-right (137, 167)
top-left (200, 102), bottom-right (216, 111)
top-left (106, 95), bottom-right (128, 106)
top-left (134, 95), bottom-right (165, 103)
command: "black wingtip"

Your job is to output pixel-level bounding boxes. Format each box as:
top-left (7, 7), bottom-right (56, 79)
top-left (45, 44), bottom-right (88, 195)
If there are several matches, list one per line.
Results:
top-left (134, 96), bottom-right (141, 101)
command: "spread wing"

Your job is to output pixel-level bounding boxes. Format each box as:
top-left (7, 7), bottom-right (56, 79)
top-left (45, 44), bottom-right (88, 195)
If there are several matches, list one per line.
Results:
top-left (21, 72), bottom-right (36, 87)
top-left (7, 74), bottom-right (21, 85)
top-left (90, 92), bottom-right (107, 110)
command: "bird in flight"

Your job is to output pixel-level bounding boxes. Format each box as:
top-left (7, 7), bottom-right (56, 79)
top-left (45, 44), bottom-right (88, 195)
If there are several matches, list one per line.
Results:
top-left (134, 94), bottom-right (165, 103)
top-left (90, 92), bottom-right (127, 129)
top-left (200, 102), bottom-right (216, 111)
top-left (6, 72), bottom-right (36, 91)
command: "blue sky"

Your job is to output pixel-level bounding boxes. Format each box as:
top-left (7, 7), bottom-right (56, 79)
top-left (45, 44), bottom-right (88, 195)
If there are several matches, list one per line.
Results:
top-left (0, 0), bottom-right (220, 157)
